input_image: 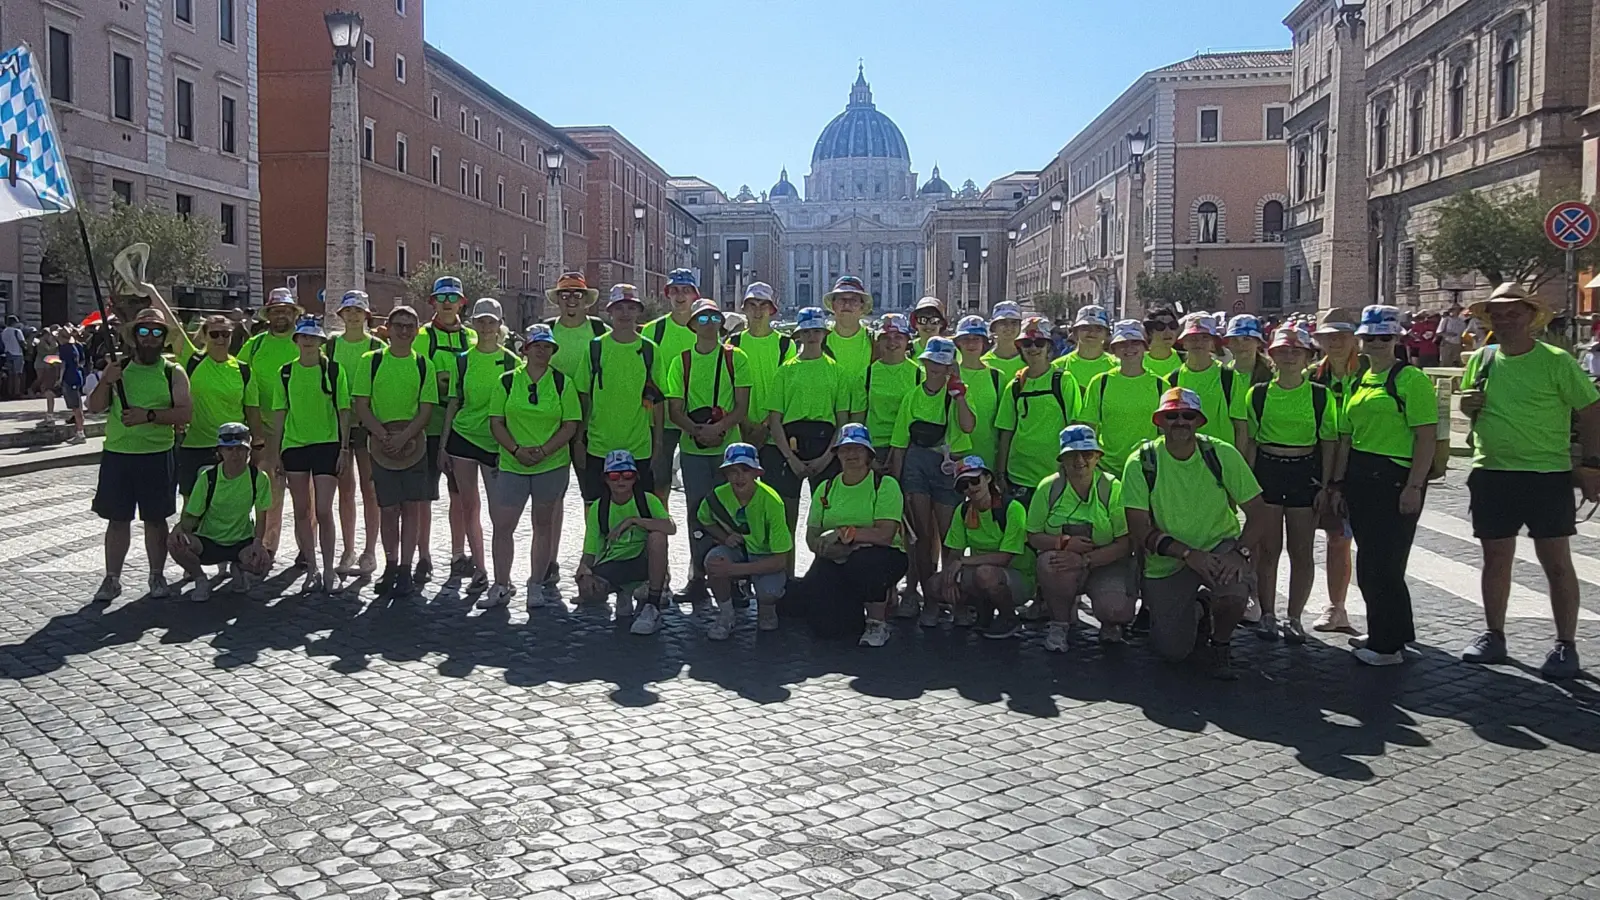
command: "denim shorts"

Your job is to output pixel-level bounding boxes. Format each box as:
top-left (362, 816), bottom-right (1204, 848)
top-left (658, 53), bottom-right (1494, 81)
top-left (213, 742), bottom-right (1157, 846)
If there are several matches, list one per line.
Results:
top-left (899, 445), bottom-right (959, 506)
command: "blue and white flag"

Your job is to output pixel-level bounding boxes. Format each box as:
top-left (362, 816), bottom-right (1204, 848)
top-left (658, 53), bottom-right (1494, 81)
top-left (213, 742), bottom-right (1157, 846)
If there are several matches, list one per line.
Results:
top-left (0, 44), bottom-right (78, 224)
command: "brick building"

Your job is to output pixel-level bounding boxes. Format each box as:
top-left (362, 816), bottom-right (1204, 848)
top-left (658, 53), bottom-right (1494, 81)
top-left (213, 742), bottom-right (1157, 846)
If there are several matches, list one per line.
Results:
top-left (564, 126), bottom-right (673, 300)
top-left (258, 0), bottom-right (591, 326)
top-left (0, 0), bottom-right (262, 324)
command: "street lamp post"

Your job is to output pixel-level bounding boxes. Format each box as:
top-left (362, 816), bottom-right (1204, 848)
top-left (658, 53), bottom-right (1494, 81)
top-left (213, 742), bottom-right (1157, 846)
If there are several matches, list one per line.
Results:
top-left (712, 250), bottom-right (721, 307)
top-left (733, 262), bottom-right (743, 310)
top-left (960, 259), bottom-right (970, 312)
top-left (1120, 127), bottom-right (1149, 320)
top-left (632, 201), bottom-right (646, 296)
top-left (947, 262), bottom-right (955, 306)
top-left (323, 10), bottom-right (365, 306)
top-left (979, 247), bottom-right (990, 315)
top-left (682, 234), bottom-right (692, 270)
top-left (542, 146), bottom-right (565, 321)
top-left (1049, 196), bottom-right (1064, 308)
top-left (1005, 228), bottom-right (1018, 307)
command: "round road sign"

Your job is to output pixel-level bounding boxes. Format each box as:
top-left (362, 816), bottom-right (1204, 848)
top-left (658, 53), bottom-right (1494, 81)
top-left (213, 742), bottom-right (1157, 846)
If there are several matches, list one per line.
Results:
top-left (1545, 201), bottom-right (1597, 251)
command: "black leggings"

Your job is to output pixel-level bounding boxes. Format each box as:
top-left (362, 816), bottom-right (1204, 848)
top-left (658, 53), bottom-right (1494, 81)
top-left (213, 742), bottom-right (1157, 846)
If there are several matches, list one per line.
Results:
top-left (788, 545), bottom-right (908, 638)
top-left (1345, 450), bottom-right (1421, 654)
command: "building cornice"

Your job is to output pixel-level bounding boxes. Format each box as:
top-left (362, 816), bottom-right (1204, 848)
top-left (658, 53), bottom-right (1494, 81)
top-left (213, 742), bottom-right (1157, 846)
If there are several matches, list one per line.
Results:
top-left (423, 43), bottom-right (594, 161)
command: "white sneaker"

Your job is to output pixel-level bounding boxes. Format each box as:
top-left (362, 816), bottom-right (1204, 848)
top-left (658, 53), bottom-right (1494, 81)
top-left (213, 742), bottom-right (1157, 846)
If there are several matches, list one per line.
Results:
top-left (1045, 622), bottom-right (1071, 653)
top-left (300, 570), bottom-right (323, 594)
top-left (93, 575), bottom-right (122, 603)
top-left (858, 619), bottom-right (890, 647)
top-left (707, 608), bottom-right (735, 641)
top-left (476, 584), bottom-right (511, 609)
top-left (233, 570), bottom-right (256, 594)
top-left (147, 573), bottom-right (170, 599)
top-left (1352, 647), bottom-right (1405, 667)
top-left (526, 579), bottom-right (548, 608)
top-left (67, 432), bottom-right (87, 445)
top-left (190, 579), bottom-right (211, 603)
top-left (893, 589), bottom-right (920, 619)
top-left (614, 591), bottom-right (634, 620)
top-left (1313, 605), bottom-right (1351, 633)
top-left (1241, 595), bottom-right (1262, 624)
top-left (630, 603), bottom-right (662, 635)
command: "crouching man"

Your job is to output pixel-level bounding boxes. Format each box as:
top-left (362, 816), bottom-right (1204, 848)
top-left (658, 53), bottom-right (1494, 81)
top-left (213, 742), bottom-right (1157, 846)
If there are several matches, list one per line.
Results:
top-left (169, 422), bottom-right (273, 602)
top-left (698, 443), bottom-right (792, 640)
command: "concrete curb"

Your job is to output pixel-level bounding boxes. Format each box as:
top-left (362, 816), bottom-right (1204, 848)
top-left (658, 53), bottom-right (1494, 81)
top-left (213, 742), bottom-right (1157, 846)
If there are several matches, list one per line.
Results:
top-left (0, 447), bottom-right (103, 478)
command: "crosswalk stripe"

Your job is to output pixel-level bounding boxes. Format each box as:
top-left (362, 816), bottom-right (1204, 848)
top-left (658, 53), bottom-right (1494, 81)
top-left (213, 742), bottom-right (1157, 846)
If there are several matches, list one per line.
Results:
top-left (0, 521), bottom-right (112, 568)
top-left (0, 494), bottom-right (100, 536)
top-left (1418, 510), bottom-right (1600, 589)
top-left (0, 484), bottom-right (95, 519)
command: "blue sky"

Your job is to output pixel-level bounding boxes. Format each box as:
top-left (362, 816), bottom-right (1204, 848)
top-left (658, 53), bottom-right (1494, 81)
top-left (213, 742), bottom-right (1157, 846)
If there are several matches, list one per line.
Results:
top-left (426, 0), bottom-right (1294, 195)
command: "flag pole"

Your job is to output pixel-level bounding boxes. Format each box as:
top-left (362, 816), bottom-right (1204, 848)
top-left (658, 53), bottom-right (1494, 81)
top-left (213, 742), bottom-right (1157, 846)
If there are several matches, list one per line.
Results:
top-left (73, 210), bottom-right (118, 356)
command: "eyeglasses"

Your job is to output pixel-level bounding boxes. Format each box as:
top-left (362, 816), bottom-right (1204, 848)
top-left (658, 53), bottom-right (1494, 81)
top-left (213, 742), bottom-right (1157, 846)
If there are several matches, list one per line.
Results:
top-left (1144, 320), bottom-right (1177, 332)
top-left (207, 330), bottom-right (232, 340)
top-left (1018, 338), bottom-right (1052, 349)
top-left (134, 325), bottom-right (166, 338)
top-left (914, 315), bottom-right (944, 325)
top-left (389, 320), bottom-right (418, 331)
top-left (693, 313), bottom-right (724, 326)
top-left (1159, 410), bottom-right (1202, 423)
top-left (605, 470), bottom-right (637, 482)
top-left (558, 290), bottom-right (585, 300)
top-left (955, 477), bottom-right (984, 491)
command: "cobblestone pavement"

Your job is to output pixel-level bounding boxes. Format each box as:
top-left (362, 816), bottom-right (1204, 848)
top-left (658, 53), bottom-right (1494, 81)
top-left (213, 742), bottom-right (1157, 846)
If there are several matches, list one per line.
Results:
top-left (2, 466), bottom-right (1599, 900)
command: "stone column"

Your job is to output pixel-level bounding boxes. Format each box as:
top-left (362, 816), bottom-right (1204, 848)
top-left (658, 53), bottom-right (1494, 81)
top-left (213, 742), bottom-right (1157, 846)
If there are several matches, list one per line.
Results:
top-left (787, 247), bottom-right (797, 313)
top-left (889, 245), bottom-right (899, 309)
top-left (1324, 8), bottom-right (1371, 310)
top-left (544, 172), bottom-right (563, 321)
top-left (1122, 165), bottom-right (1147, 320)
top-left (325, 43), bottom-right (365, 304)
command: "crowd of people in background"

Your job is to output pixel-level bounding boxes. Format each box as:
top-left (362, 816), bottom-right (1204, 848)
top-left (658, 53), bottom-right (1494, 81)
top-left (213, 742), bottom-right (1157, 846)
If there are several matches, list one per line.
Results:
top-left (62, 266), bottom-right (1600, 682)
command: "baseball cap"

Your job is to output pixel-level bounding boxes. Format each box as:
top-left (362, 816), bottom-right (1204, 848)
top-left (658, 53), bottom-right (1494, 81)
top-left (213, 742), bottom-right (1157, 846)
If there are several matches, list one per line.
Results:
top-left (918, 336), bottom-right (957, 367)
top-left (1058, 424), bottom-right (1103, 456)
top-left (1153, 387), bottom-right (1206, 427)
top-left (832, 422), bottom-right (875, 453)
top-left (216, 422), bottom-right (251, 447)
top-left (607, 283), bottom-right (642, 306)
top-left (990, 301), bottom-right (1024, 323)
top-left (293, 314), bottom-right (327, 340)
top-left (470, 298), bottom-right (503, 322)
top-left (1072, 305), bottom-right (1110, 329)
top-left (913, 297), bottom-right (946, 318)
top-left (720, 442), bottom-right (763, 471)
top-left (602, 449), bottom-right (639, 473)
top-left (742, 282), bottom-right (775, 306)
top-left (1108, 319), bottom-right (1148, 346)
top-left (431, 276), bottom-right (464, 298)
top-left (955, 315), bottom-right (990, 339)
top-left (953, 455), bottom-right (991, 481)
top-left (337, 290), bottom-right (371, 313)
top-left (524, 323), bottom-right (558, 347)
top-left (795, 306), bottom-right (829, 332)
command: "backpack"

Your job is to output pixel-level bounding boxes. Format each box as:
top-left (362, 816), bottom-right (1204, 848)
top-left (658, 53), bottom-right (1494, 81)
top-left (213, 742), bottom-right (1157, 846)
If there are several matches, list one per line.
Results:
top-left (194, 464), bottom-right (265, 526)
top-left (185, 352), bottom-right (253, 392)
top-left (369, 350), bottom-right (429, 396)
top-left (455, 348), bottom-right (518, 404)
top-left (1045, 470), bottom-right (1114, 519)
top-left (1249, 381), bottom-right (1329, 443)
top-left (1094, 371), bottom-right (1163, 422)
top-left (1379, 361), bottom-right (1450, 480)
top-left (501, 367), bottom-right (566, 401)
top-left (545, 315), bottom-right (607, 340)
top-left (1139, 436), bottom-right (1229, 505)
top-left (588, 335), bottom-right (659, 398)
top-left (817, 471), bottom-right (886, 512)
top-left (1464, 345), bottom-right (1498, 452)
top-left (426, 325), bottom-right (471, 359)
top-left (1312, 356), bottom-right (1370, 402)
top-left (597, 483), bottom-right (652, 535)
top-left (1165, 365), bottom-right (1235, 407)
top-left (280, 359), bottom-right (340, 412)
top-left (728, 331), bottom-right (794, 364)
top-left (679, 346), bottom-right (736, 412)
top-left (649, 318), bottom-right (672, 347)
top-left (1010, 369), bottom-right (1069, 420)
top-left (112, 359), bottom-right (178, 416)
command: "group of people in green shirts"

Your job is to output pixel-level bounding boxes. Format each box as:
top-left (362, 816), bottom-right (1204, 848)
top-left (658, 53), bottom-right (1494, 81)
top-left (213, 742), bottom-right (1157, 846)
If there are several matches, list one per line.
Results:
top-left (84, 271), bottom-right (1596, 679)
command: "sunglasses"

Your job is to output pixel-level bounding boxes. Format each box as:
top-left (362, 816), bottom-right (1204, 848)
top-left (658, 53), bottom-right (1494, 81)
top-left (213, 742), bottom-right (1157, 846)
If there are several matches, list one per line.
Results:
top-left (1144, 321), bottom-right (1177, 332)
top-left (1160, 410), bottom-right (1202, 423)
top-left (207, 330), bottom-right (232, 340)
top-left (693, 313), bottom-right (724, 326)
top-left (558, 290), bottom-right (586, 300)
top-left (914, 315), bottom-right (944, 325)
top-left (1364, 334), bottom-right (1397, 343)
top-left (605, 470), bottom-right (637, 482)
top-left (955, 477), bottom-right (984, 491)
top-left (435, 294), bottom-right (463, 304)
top-left (1019, 338), bottom-right (1052, 349)
top-left (134, 325), bottom-right (166, 338)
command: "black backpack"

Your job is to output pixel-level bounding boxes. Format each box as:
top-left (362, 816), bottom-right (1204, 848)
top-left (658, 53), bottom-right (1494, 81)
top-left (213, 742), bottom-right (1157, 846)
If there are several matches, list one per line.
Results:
top-left (1009, 369), bottom-right (1069, 419)
top-left (597, 482), bottom-right (653, 534)
top-left (1138, 436), bottom-right (1231, 508)
top-left (455, 348), bottom-right (519, 404)
top-left (193, 463), bottom-right (265, 524)
top-left (728, 331), bottom-right (793, 363)
top-left (112, 359), bottom-right (178, 416)
top-left (816, 471), bottom-right (887, 512)
top-left (545, 315), bottom-right (607, 340)
top-left (279, 358), bottom-right (340, 411)
top-left (369, 350), bottom-right (429, 395)
top-left (1249, 381), bottom-right (1329, 442)
top-left (1165, 365), bottom-right (1235, 407)
top-left (679, 346), bottom-right (736, 412)
top-left (588, 335), bottom-right (661, 402)
top-left (426, 325), bottom-right (471, 359)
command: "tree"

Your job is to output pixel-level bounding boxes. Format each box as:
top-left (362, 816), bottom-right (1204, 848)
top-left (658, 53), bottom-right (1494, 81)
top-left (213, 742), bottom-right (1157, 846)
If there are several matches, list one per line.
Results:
top-left (44, 198), bottom-right (224, 305)
top-left (1030, 291), bottom-right (1073, 325)
top-left (403, 262), bottom-right (501, 308)
top-left (1136, 267), bottom-right (1222, 314)
top-left (1419, 189), bottom-right (1595, 291)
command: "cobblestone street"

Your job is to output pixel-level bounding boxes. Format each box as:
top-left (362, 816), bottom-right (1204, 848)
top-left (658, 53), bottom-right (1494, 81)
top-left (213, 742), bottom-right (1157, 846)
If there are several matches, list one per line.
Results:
top-left (2, 466), bottom-right (1599, 900)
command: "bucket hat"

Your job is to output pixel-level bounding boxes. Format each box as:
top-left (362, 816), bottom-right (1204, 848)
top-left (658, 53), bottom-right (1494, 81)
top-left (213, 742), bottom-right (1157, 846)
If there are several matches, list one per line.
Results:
top-left (549, 272), bottom-right (600, 305)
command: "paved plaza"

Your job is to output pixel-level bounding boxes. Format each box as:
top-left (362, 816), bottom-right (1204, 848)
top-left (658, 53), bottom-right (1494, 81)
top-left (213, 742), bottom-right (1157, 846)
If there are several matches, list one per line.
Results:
top-left (1, 466), bottom-right (1599, 900)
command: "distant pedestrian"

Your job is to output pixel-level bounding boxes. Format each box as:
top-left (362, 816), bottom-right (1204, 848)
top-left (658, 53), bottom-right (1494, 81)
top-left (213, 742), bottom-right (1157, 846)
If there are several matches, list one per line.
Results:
top-left (2, 315), bottom-right (25, 399)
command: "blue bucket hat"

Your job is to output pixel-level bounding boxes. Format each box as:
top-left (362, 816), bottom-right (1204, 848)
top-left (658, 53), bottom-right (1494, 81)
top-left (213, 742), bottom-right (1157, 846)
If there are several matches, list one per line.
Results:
top-left (1058, 424), bottom-right (1103, 456)
top-left (1072, 305), bottom-right (1110, 330)
top-left (1225, 314), bottom-right (1264, 341)
top-left (293, 314), bottom-right (327, 340)
top-left (919, 336), bottom-right (957, 366)
top-left (602, 449), bottom-right (639, 473)
top-left (955, 315), bottom-right (990, 339)
top-left (795, 306), bottom-right (829, 332)
top-left (1355, 305), bottom-right (1404, 337)
top-left (524, 323), bottom-right (558, 348)
top-left (666, 268), bottom-right (699, 293)
top-left (720, 442), bottom-right (763, 471)
top-left (431, 276), bottom-right (464, 298)
top-left (337, 290), bottom-right (371, 313)
top-left (832, 422), bottom-right (874, 454)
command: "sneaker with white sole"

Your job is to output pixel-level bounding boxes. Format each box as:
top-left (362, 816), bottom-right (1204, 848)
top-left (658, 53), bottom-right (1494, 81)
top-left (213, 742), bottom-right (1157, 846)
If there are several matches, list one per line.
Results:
top-left (1312, 604), bottom-right (1351, 633)
top-left (917, 602), bottom-right (941, 628)
top-left (1460, 630), bottom-right (1508, 664)
top-left (1282, 617), bottom-right (1307, 644)
top-left (858, 619), bottom-right (890, 647)
top-left (476, 584), bottom-right (511, 609)
top-left (1540, 641), bottom-right (1580, 680)
top-left (707, 608), bottom-right (735, 641)
top-left (147, 573), bottom-right (171, 599)
top-left (189, 579), bottom-right (211, 603)
top-left (1353, 647), bottom-right (1405, 667)
top-left (93, 575), bottom-right (123, 603)
top-left (1256, 613), bottom-right (1280, 641)
top-left (1045, 622), bottom-right (1071, 652)
top-left (757, 604), bottom-right (779, 632)
top-left (630, 604), bottom-right (662, 635)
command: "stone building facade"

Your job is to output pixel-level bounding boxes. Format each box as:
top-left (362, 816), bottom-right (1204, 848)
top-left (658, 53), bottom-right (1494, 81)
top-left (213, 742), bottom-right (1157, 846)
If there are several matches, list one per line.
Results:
top-left (0, 0), bottom-right (263, 324)
top-left (565, 126), bottom-right (674, 300)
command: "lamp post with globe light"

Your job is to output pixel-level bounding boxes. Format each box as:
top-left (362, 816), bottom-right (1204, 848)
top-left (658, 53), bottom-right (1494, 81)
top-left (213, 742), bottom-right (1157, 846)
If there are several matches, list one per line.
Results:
top-left (960, 259), bottom-right (970, 312)
top-left (979, 247), bottom-right (990, 314)
top-left (712, 250), bottom-right (721, 307)
top-left (541, 146), bottom-right (565, 319)
top-left (1048, 196), bottom-right (1064, 310)
top-left (633, 202), bottom-right (647, 296)
top-left (323, 10), bottom-right (365, 305)
top-left (1120, 127), bottom-right (1149, 319)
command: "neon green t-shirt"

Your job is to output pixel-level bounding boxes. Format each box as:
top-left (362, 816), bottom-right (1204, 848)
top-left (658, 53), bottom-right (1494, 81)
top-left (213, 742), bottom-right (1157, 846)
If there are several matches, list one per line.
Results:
top-left (996, 368), bottom-right (1080, 488)
top-left (238, 331), bottom-right (298, 412)
top-left (981, 350), bottom-right (1026, 383)
top-left (822, 323), bottom-right (873, 408)
top-left (583, 489), bottom-right (670, 565)
top-left (186, 464), bottom-right (271, 545)
top-left (420, 322), bottom-right (475, 436)
top-left (1338, 364), bottom-right (1439, 462)
top-left (1463, 342), bottom-right (1598, 472)
top-left (864, 359), bottom-right (922, 446)
top-left (770, 355), bottom-right (857, 425)
top-left (273, 359), bottom-right (351, 450)
top-left (956, 364), bottom-right (1004, 470)
top-left (1027, 471), bottom-right (1128, 547)
top-left (807, 472), bottom-right (905, 550)
top-left (1054, 351), bottom-right (1118, 396)
top-left (695, 481), bottom-right (795, 557)
top-left (946, 498), bottom-right (1033, 590)
top-left (729, 330), bottom-right (793, 430)
top-left (1144, 350), bottom-right (1183, 380)
top-left (546, 316), bottom-right (607, 380)
top-left (489, 366), bottom-right (581, 475)
top-left (177, 344), bottom-right (251, 450)
top-left (104, 360), bottom-right (179, 454)
top-left (890, 384), bottom-right (973, 453)
top-left (1119, 436), bottom-right (1261, 579)
top-left (330, 333), bottom-right (385, 376)
top-left (447, 347), bottom-right (521, 453)
top-left (1308, 362), bottom-right (1363, 415)
top-left (663, 344), bottom-right (754, 456)
top-left (576, 334), bottom-right (659, 461)
top-left (1169, 362), bottom-right (1248, 446)
top-left (1080, 370), bottom-right (1164, 475)
top-left (353, 348), bottom-right (438, 425)
top-left (645, 313), bottom-right (697, 386)
top-left (1246, 380), bottom-right (1339, 448)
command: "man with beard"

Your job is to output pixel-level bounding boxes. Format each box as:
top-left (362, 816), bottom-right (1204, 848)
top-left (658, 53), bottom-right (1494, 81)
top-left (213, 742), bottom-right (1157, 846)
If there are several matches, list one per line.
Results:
top-left (87, 308), bottom-right (194, 602)
top-left (419, 276), bottom-right (477, 584)
top-left (238, 288), bottom-right (302, 560)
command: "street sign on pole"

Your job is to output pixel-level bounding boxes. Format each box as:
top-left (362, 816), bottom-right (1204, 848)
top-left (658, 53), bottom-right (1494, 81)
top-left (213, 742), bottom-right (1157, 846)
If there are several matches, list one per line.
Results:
top-left (1545, 201), bottom-right (1597, 347)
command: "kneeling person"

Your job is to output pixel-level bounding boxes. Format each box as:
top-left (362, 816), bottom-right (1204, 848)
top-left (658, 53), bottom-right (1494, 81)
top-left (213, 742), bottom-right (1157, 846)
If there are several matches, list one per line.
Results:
top-left (698, 443), bottom-right (792, 640)
top-left (169, 423), bottom-right (273, 602)
top-left (1122, 388), bottom-right (1267, 680)
top-left (941, 457), bottom-right (1032, 638)
top-left (576, 450), bottom-right (675, 635)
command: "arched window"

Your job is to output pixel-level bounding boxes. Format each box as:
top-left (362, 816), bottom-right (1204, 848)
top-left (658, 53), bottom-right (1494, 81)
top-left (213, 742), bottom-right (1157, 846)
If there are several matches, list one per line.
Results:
top-left (1448, 65), bottom-right (1467, 138)
top-left (1373, 105), bottom-right (1390, 169)
top-left (1294, 146), bottom-right (1309, 199)
top-left (1409, 88), bottom-right (1427, 156)
top-left (1262, 200), bottom-right (1284, 239)
top-left (1197, 202), bottom-right (1219, 243)
top-left (1497, 37), bottom-right (1519, 120)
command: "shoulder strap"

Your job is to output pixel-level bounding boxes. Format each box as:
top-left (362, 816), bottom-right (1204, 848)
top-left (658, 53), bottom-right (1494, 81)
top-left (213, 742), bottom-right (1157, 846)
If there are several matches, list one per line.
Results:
top-left (728, 333), bottom-right (741, 348)
top-left (651, 319), bottom-right (668, 345)
top-left (779, 335), bottom-right (793, 361)
top-left (589, 337), bottom-right (604, 390)
top-left (1472, 345), bottom-right (1497, 391)
top-left (821, 332), bottom-right (835, 359)
top-left (370, 350), bottom-right (384, 384)
top-left (1383, 361), bottom-right (1407, 415)
top-left (633, 483), bottom-right (651, 520)
top-left (1140, 441), bottom-right (1159, 493)
top-left (239, 362), bottom-right (251, 387)
top-left (1047, 474), bottom-right (1068, 510)
top-left (1310, 382), bottom-right (1329, 438)
top-left (198, 466), bottom-right (220, 520)
top-left (590, 317), bottom-right (606, 338)
top-left (1095, 471), bottom-right (1112, 509)
top-left (1249, 382), bottom-right (1267, 427)
top-left (500, 368), bottom-right (517, 395)
top-left (427, 327), bottom-right (439, 358)
top-left (865, 361), bottom-right (873, 396)
top-left (680, 348), bottom-right (693, 400)
top-left (415, 352), bottom-right (428, 390)
top-left (990, 366), bottom-right (1001, 398)
top-left (705, 488), bottom-right (748, 535)
top-left (369, 336), bottom-right (382, 353)
top-left (249, 464), bottom-right (263, 508)
top-left (597, 494), bottom-right (613, 534)
top-left (456, 352), bottom-right (470, 401)
top-left (1219, 366), bottom-right (1235, 406)
top-left (1196, 436), bottom-right (1226, 488)
top-left (1050, 370), bottom-right (1066, 416)
top-left (552, 369), bottom-right (566, 394)
top-left (185, 353), bottom-right (204, 377)
top-left (993, 497), bottom-right (1008, 531)
top-left (1165, 369), bottom-right (1180, 389)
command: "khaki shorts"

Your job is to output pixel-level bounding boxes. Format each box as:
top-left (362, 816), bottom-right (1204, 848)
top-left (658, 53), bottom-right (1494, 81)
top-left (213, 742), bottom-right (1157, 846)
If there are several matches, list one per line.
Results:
top-left (1141, 540), bottom-right (1253, 662)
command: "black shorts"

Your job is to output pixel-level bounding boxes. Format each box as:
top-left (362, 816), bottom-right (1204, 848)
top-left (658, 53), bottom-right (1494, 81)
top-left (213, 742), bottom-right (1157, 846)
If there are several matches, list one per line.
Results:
top-left (580, 453), bottom-right (656, 503)
top-left (281, 442), bottom-right (341, 476)
top-left (425, 435), bottom-right (450, 499)
top-left (197, 536), bottom-right (252, 565)
top-left (176, 445), bottom-right (217, 496)
top-left (445, 430), bottom-right (498, 468)
top-left (93, 450), bottom-right (176, 522)
top-left (590, 555), bottom-right (650, 589)
top-left (1468, 469), bottom-right (1577, 540)
top-left (1005, 481), bottom-right (1036, 512)
top-left (1253, 450), bottom-right (1320, 509)
top-left (759, 442), bottom-right (840, 500)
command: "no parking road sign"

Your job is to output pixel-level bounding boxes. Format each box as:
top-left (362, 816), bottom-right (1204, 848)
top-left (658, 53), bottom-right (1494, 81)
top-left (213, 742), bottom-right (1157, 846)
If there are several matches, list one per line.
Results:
top-left (1545, 201), bottom-right (1597, 251)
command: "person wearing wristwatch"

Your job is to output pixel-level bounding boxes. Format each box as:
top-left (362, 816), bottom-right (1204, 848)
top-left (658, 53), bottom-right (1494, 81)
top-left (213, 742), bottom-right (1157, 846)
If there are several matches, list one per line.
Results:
top-left (1330, 305), bottom-right (1439, 668)
top-left (1456, 283), bottom-right (1600, 681)
top-left (1122, 388), bottom-right (1268, 681)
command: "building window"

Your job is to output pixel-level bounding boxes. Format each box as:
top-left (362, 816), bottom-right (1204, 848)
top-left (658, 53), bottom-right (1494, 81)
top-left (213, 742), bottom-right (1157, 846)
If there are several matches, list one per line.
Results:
top-left (472, 116), bottom-right (481, 140)
top-left (612, 228), bottom-right (620, 259)
top-left (1497, 37), bottom-right (1519, 120)
top-left (112, 53), bottom-right (134, 121)
top-left (1316, 127), bottom-right (1329, 191)
top-left (220, 95), bottom-right (237, 154)
top-left (395, 134), bottom-right (407, 173)
top-left (175, 77), bottom-right (194, 141)
top-left (521, 255), bottom-right (530, 289)
top-left (430, 148), bottom-right (440, 185)
top-left (1197, 202), bottom-right (1219, 243)
top-left (361, 118), bottom-right (374, 161)
top-left (459, 161), bottom-right (468, 193)
top-left (459, 243), bottom-right (469, 264)
top-left (219, 0), bottom-right (235, 45)
top-left (396, 241), bottom-right (408, 276)
top-left (395, 54), bottom-right (406, 83)
top-left (175, 0), bottom-right (193, 24)
top-left (1448, 65), bottom-right (1467, 139)
top-left (1381, 1), bottom-right (1392, 30)
top-left (472, 166), bottom-right (482, 200)
top-left (396, 0), bottom-right (406, 14)
top-left (220, 203), bottom-right (237, 245)
top-left (472, 248), bottom-right (484, 272)
top-left (429, 238), bottom-right (441, 265)
top-left (498, 253), bottom-right (507, 288)
top-left (175, 193), bottom-right (193, 218)
top-left (1265, 106), bottom-right (1285, 141)
top-left (519, 188), bottom-right (527, 217)
top-left (519, 141), bottom-right (527, 163)
top-left (47, 28), bottom-right (72, 103)
top-left (1400, 244), bottom-right (1417, 288)
top-left (562, 208), bottom-right (570, 232)
top-left (1262, 200), bottom-right (1284, 239)
top-left (577, 211), bottom-right (584, 235)
top-left (1372, 103), bottom-right (1390, 169)
top-left (1290, 265), bottom-right (1303, 303)
top-left (362, 35), bottom-right (374, 67)
top-left (1294, 145), bottom-right (1309, 199)
top-left (537, 195), bottom-right (545, 222)
top-left (1198, 108), bottom-right (1220, 142)
top-left (496, 128), bottom-right (503, 153)
top-left (1261, 280), bottom-right (1283, 310)
top-left (496, 177), bottom-right (505, 208)
top-left (431, 93), bottom-right (440, 119)
top-left (459, 108), bottom-right (467, 132)
top-left (111, 179), bottom-right (134, 205)
top-left (363, 236), bottom-right (375, 272)
top-left (1409, 88), bottom-right (1426, 156)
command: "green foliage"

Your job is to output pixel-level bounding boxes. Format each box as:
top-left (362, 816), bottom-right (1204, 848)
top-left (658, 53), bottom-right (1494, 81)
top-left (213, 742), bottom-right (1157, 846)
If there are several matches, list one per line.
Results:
top-left (44, 198), bottom-right (224, 296)
top-left (403, 262), bottom-right (502, 308)
top-left (1030, 291), bottom-right (1074, 325)
top-left (1136, 267), bottom-right (1222, 314)
top-left (1418, 190), bottom-right (1595, 291)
